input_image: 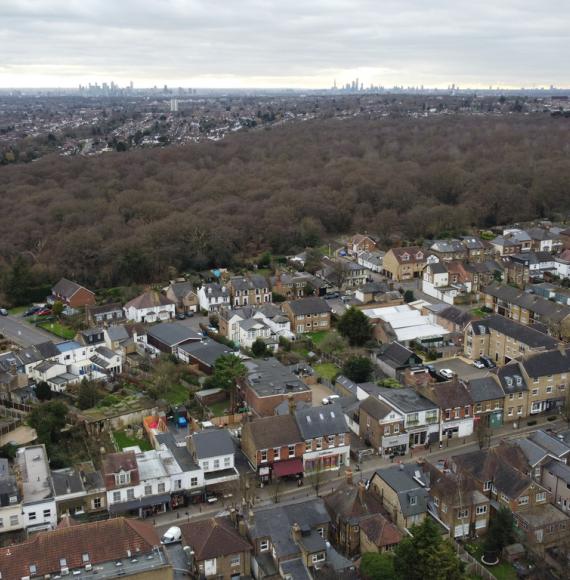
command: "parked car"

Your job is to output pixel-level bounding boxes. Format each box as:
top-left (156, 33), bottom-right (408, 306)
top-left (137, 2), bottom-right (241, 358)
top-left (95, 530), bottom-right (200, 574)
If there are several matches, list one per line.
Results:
top-left (24, 306), bottom-right (42, 317)
top-left (176, 313), bottom-right (186, 320)
top-left (322, 394), bottom-right (340, 405)
top-left (438, 368), bottom-right (455, 380)
top-left (0, 309), bottom-right (8, 316)
top-left (473, 359), bottom-right (486, 369)
top-left (480, 356), bottom-right (496, 368)
top-left (36, 308), bottom-right (52, 316)
top-left (161, 526), bottom-right (182, 544)
top-left (185, 311), bottom-right (194, 318)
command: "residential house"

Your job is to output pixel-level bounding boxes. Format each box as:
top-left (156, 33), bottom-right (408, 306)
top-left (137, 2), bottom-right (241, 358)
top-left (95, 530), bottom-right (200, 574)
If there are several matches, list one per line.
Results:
top-left (180, 517), bottom-right (252, 578)
top-left (241, 414), bottom-right (304, 483)
top-left (461, 236), bottom-right (493, 263)
top-left (239, 357), bottom-right (312, 417)
top-left (359, 397), bottom-right (407, 457)
top-left (0, 517), bottom-right (172, 580)
top-left (50, 277), bottom-right (96, 309)
top-left (177, 339), bottom-right (235, 374)
top-left (282, 296), bottom-right (332, 334)
top-left (296, 403), bottom-right (351, 472)
top-left (482, 283), bottom-right (570, 338)
top-left (465, 376), bottom-right (506, 428)
top-left (104, 323), bottom-right (146, 357)
top-left (356, 250), bottom-right (385, 273)
top-left (124, 291), bottom-right (176, 323)
top-left (495, 363), bottom-right (529, 422)
top-left (0, 458), bottom-right (23, 535)
top-left (542, 460), bottom-right (570, 514)
top-left (420, 461), bottom-right (491, 538)
top-left (146, 322), bottom-right (201, 354)
top-left (490, 235), bottom-right (523, 257)
top-left (85, 302), bottom-right (125, 327)
top-left (373, 342), bottom-right (422, 380)
top-left (526, 227), bottom-right (562, 253)
top-left (229, 275), bottom-right (272, 307)
top-left (518, 346), bottom-right (570, 415)
top-left (348, 234), bottom-right (378, 256)
top-left (324, 481), bottom-right (400, 556)
top-left (377, 387), bottom-right (440, 448)
top-left (247, 499), bottom-right (342, 579)
top-left (506, 252), bottom-right (556, 286)
top-left (464, 314), bottom-right (560, 365)
top-left (14, 445), bottom-right (57, 532)
top-left (188, 429), bottom-right (239, 488)
top-left (318, 257), bottom-right (368, 289)
top-left (354, 281), bottom-right (400, 305)
top-left (561, 227), bottom-right (570, 250)
top-left (555, 249), bottom-right (570, 280)
top-left (271, 271), bottom-right (312, 300)
top-left (428, 239), bottom-right (468, 262)
top-left (419, 380), bottom-right (474, 441)
top-left (383, 246), bottom-right (435, 281)
top-left (51, 464), bottom-right (107, 519)
top-left (359, 512), bottom-right (403, 554)
top-left (198, 282), bottom-right (231, 312)
top-left (165, 279), bottom-right (199, 314)
top-left (369, 465), bottom-right (429, 531)
top-left (425, 304), bottom-right (473, 335)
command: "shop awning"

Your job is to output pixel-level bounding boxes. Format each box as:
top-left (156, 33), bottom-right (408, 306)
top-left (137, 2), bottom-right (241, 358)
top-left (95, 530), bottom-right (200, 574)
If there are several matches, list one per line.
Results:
top-left (109, 493), bottom-right (171, 514)
top-left (273, 459), bottom-right (303, 478)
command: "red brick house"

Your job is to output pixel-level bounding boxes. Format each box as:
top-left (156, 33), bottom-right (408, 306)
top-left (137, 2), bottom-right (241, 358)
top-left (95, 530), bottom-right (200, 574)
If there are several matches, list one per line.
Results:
top-left (51, 278), bottom-right (96, 309)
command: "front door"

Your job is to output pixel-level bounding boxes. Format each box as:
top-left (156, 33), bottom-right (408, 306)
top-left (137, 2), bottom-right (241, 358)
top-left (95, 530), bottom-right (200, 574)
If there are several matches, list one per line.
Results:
top-left (410, 431), bottom-right (426, 446)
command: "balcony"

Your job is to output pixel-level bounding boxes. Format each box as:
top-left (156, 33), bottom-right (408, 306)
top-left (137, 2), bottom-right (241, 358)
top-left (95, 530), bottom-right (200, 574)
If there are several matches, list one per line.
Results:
top-left (426, 416), bottom-right (439, 425)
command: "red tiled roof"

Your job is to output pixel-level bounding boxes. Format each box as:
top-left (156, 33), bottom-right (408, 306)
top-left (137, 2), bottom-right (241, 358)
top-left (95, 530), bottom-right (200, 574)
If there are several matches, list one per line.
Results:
top-left (0, 517), bottom-right (160, 578)
top-left (102, 451), bottom-right (140, 489)
top-left (389, 246), bottom-right (428, 264)
top-left (360, 513), bottom-right (402, 547)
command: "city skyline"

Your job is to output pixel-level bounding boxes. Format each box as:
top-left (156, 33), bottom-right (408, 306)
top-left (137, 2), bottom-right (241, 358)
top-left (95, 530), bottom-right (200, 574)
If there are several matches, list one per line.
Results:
top-left (1, 1), bottom-right (569, 89)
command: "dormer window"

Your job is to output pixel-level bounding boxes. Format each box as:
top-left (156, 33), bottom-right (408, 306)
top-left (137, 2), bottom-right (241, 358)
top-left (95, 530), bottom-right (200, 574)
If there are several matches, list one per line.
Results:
top-left (416, 252), bottom-right (424, 260)
top-left (401, 253), bottom-right (410, 261)
top-left (409, 496), bottom-right (417, 506)
top-left (115, 470), bottom-right (131, 486)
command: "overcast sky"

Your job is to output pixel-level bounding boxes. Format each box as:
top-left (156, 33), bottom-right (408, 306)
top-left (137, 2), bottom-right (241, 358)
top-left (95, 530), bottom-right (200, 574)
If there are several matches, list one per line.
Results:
top-left (1, 0), bottom-right (569, 89)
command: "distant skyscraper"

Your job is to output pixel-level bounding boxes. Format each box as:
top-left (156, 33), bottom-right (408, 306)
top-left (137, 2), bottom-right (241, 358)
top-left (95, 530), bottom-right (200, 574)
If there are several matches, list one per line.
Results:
top-left (170, 98), bottom-right (179, 112)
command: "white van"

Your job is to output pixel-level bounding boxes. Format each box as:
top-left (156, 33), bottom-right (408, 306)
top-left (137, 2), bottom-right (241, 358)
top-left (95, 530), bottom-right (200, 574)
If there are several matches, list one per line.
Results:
top-left (161, 526), bottom-right (182, 544)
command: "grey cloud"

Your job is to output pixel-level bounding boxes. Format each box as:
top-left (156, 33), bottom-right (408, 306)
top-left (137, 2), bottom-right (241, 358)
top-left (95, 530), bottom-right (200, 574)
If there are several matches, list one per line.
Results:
top-left (1, 0), bottom-right (568, 87)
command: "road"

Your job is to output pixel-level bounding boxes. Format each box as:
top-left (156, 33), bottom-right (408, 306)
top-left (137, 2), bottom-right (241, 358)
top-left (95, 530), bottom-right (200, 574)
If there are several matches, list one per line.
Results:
top-left (0, 314), bottom-right (54, 347)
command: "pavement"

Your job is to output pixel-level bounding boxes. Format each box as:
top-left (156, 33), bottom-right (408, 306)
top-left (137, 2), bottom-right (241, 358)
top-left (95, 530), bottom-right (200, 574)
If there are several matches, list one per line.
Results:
top-left (431, 357), bottom-right (491, 382)
top-left (0, 314), bottom-right (53, 347)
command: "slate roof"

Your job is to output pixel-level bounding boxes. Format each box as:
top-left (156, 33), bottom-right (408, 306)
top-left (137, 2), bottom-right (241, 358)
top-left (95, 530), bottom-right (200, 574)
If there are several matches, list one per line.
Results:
top-left (373, 465), bottom-right (430, 517)
top-left (191, 429), bottom-right (234, 459)
top-left (35, 341), bottom-right (62, 359)
top-left (324, 483), bottom-right (385, 525)
top-left (155, 432), bottom-right (199, 472)
top-left (243, 415), bottom-right (303, 449)
top-left (495, 362), bottom-right (528, 394)
top-left (245, 357), bottom-right (309, 398)
top-left (178, 340), bottom-right (235, 367)
top-left (295, 403), bottom-right (349, 439)
top-left (436, 306), bottom-right (473, 328)
top-left (389, 246), bottom-right (427, 264)
top-left (168, 280), bottom-right (194, 300)
top-left (286, 296), bottom-right (331, 316)
top-left (428, 261), bottom-right (448, 275)
top-left (180, 517), bottom-right (251, 561)
top-left (359, 396), bottom-right (395, 421)
top-left (106, 325), bottom-right (130, 342)
top-left (0, 517), bottom-right (160, 579)
top-left (421, 381), bottom-right (473, 410)
top-left (125, 291), bottom-right (175, 310)
top-left (515, 439), bottom-right (551, 467)
top-left (521, 347), bottom-right (570, 378)
top-left (544, 459), bottom-right (570, 484)
top-left (377, 341), bottom-right (417, 368)
top-left (230, 275), bottom-right (268, 291)
top-left (378, 387), bottom-right (438, 413)
top-left (335, 375), bottom-right (358, 395)
top-left (53, 277), bottom-right (93, 299)
top-left (51, 468), bottom-right (85, 496)
top-left (429, 239), bottom-right (466, 254)
top-left (469, 314), bottom-right (559, 349)
top-left (147, 322), bottom-right (201, 347)
top-left (466, 377), bottom-right (505, 402)
top-left (528, 430), bottom-right (570, 458)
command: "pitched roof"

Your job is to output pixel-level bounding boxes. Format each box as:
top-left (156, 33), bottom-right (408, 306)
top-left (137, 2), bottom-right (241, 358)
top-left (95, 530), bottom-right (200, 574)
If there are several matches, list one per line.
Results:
top-left (359, 514), bottom-right (402, 548)
top-left (495, 362), bottom-right (528, 394)
top-left (53, 277), bottom-right (93, 299)
top-left (147, 322), bottom-right (201, 346)
top-left (180, 517), bottom-right (251, 561)
top-left (373, 465), bottom-right (429, 517)
top-left (191, 429), bottom-right (234, 459)
top-left (0, 517), bottom-right (160, 579)
top-left (324, 483), bottom-right (385, 525)
top-left (388, 246), bottom-right (427, 264)
top-left (421, 381), bottom-right (473, 410)
top-left (168, 280), bottom-right (195, 300)
top-left (295, 403), bottom-right (348, 439)
top-left (178, 339), bottom-right (235, 367)
top-left (378, 387), bottom-right (438, 414)
top-left (286, 296), bottom-right (331, 316)
top-left (359, 396), bottom-right (396, 421)
top-left (125, 291), bottom-right (175, 310)
top-left (243, 415), bottom-right (303, 449)
top-left (466, 377), bottom-right (505, 402)
top-left (521, 347), bottom-right (570, 378)
top-left (377, 342), bottom-right (417, 368)
top-left (528, 430), bottom-right (570, 458)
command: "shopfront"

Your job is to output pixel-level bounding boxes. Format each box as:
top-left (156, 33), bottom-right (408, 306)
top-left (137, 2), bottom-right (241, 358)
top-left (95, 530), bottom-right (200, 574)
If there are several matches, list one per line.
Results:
top-left (380, 433), bottom-right (408, 457)
top-left (303, 446), bottom-right (350, 472)
top-left (272, 458), bottom-right (304, 481)
top-left (109, 493), bottom-right (171, 519)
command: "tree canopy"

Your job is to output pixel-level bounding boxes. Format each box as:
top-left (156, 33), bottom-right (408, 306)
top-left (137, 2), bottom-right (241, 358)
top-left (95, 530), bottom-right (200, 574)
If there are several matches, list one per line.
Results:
top-left (28, 400), bottom-right (68, 447)
top-left (205, 354), bottom-right (247, 391)
top-left (336, 307), bottom-right (373, 346)
top-left (342, 356), bottom-right (374, 383)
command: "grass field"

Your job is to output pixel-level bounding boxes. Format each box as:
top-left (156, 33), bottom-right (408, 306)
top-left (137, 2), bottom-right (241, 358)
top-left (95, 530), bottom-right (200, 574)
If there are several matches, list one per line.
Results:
top-left (208, 400), bottom-right (230, 417)
top-left (465, 540), bottom-right (517, 580)
top-left (163, 383), bottom-right (191, 405)
top-left (37, 320), bottom-right (76, 339)
top-left (306, 331), bottom-right (329, 345)
top-left (471, 308), bottom-right (490, 318)
top-left (313, 362), bottom-right (340, 382)
top-left (8, 306), bottom-right (28, 316)
top-left (113, 430), bottom-right (153, 452)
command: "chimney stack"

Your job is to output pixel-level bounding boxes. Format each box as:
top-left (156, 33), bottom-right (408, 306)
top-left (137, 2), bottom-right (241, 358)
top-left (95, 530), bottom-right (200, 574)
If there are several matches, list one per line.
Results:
top-left (288, 394), bottom-right (296, 415)
top-left (291, 522), bottom-right (302, 542)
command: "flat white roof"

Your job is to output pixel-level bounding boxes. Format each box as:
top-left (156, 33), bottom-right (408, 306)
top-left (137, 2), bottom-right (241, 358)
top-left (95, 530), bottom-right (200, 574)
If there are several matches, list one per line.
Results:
top-left (364, 304), bottom-right (450, 342)
top-left (17, 445), bottom-right (54, 503)
top-left (136, 450), bottom-right (168, 480)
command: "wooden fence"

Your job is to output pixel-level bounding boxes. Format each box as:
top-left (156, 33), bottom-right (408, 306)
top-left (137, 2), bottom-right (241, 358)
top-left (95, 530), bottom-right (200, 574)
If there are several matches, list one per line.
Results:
top-left (455, 541), bottom-right (496, 580)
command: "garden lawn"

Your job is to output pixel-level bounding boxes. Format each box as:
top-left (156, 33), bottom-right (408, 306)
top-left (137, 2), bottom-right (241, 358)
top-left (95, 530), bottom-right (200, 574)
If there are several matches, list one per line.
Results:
top-left (306, 331), bottom-right (329, 346)
top-left (471, 308), bottom-right (490, 318)
top-left (208, 400), bottom-right (230, 417)
top-left (465, 541), bottom-right (517, 580)
top-left (113, 430), bottom-right (153, 452)
top-left (313, 362), bottom-right (340, 382)
top-left (163, 383), bottom-right (191, 405)
top-left (37, 320), bottom-right (76, 339)
top-left (8, 306), bottom-right (28, 316)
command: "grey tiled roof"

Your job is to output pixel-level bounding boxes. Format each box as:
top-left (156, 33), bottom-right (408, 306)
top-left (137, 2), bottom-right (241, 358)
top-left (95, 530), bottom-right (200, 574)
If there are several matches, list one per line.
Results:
top-left (466, 377), bottom-right (504, 402)
top-left (286, 297), bottom-right (331, 316)
top-left (295, 403), bottom-right (348, 439)
top-left (373, 465), bottom-right (429, 517)
top-left (147, 322), bottom-right (201, 347)
top-left (378, 387), bottom-right (438, 414)
top-left (521, 347), bottom-right (570, 378)
top-left (191, 429), bottom-right (234, 459)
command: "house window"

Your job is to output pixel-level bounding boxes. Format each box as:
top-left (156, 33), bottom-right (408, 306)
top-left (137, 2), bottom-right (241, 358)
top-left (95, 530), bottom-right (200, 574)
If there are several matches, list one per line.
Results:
top-left (127, 489), bottom-right (135, 500)
top-left (174, 479), bottom-right (182, 490)
top-left (113, 491), bottom-right (121, 503)
top-left (145, 485), bottom-right (152, 495)
top-left (327, 435), bottom-right (335, 447)
top-left (315, 437), bottom-right (323, 450)
top-left (191, 477), bottom-right (198, 487)
top-left (312, 552), bottom-right (326, 563)
top-left (409, 496), bottom-right (417, 506)
top-left (508, 407), bottom-right (513, 416)
top-left (475, 404), bottom-right (482, 413)
top-left (317, 527), bottom-right (324, 538)
top-left (338, 434), bottom-right (345, 445)
top-left (60, 558), bottom-right (67, 567)
top-left (158, 483), bottom-right (166, 493)
top-left (93, 497), bottom-right (102, 509)
top-left (442, 503), bottom-right (448, 513)
top-left (509, 394), bottom-right (514, 400)
top-left (82, 553), bottom-right (90, 563)
top-left (500, 493), bottom-right (509, 502)
top-left (476, 505), bottom-right (487, 516)
top-left (546, 386), bottom-right (553, 394)
top-left (260, 539), bottom-right (270, 552)
top-left (213, 459), bottom-right (220, 469)
top-left (29, 565), bottom-right (37, 575)
top-left (531, 388), bottom-right (539, 396)
top-left (494, 401), bottom-right (501, 410)
top-left (260, 449), bottom-right (268, 463)
top-left (536, 492), bottom-right (546, 503)
top-left (203, 460), bottom-right (209, 470)
top-left (115, 472), bottom-right (131, 486)
top-left (433, 497), bottom-right (440, 507)
top-left (305, 439), bottom-right (312, 450)
top-left (518, 393), bottom-right (523, 399)
top-left (458, 508), bottom-right (469, 519)
top-left (288, 444), bottom-right (295, 458)
top-left (224, 456), bottom-right (231, 467)
top-left (10, 515), bottom-right (18, 526)
top-left (273, 447), bottom-right (281, 461)
top-left (464, 406), bottom-right (470, 417)
top-left (517, 406), bottom-right (523, 415)
top-left (454, 407), bottom-right (461, 419)
top-left (230, 554), bottom-right (241, 567)
top-left (384, 425), bottom-right (391, 436)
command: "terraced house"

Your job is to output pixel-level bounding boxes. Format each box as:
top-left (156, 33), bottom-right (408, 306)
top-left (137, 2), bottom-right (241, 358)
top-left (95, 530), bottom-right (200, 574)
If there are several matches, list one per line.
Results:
top-left (229, 274), bottom-right (272, 307)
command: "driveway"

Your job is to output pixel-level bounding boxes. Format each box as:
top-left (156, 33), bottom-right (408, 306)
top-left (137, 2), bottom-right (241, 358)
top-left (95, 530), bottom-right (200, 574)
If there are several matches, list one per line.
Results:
top-left (0, 315), bottom-right (54, 347)
top-left (173, 313), bottom-right (209, 333)
top-left (310, 382), bottom-right (335, 406)
top-left (432, 357), bottom-right (491, 382)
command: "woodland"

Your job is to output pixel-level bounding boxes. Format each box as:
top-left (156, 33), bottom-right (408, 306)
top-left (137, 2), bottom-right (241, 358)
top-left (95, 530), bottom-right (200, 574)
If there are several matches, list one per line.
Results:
top-left (0, 113), bottom-right (569, 293)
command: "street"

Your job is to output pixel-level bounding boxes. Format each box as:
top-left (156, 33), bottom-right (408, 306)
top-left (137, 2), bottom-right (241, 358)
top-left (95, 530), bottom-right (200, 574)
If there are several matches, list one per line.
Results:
top-left (0, 314), bottom-right (54, 347)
